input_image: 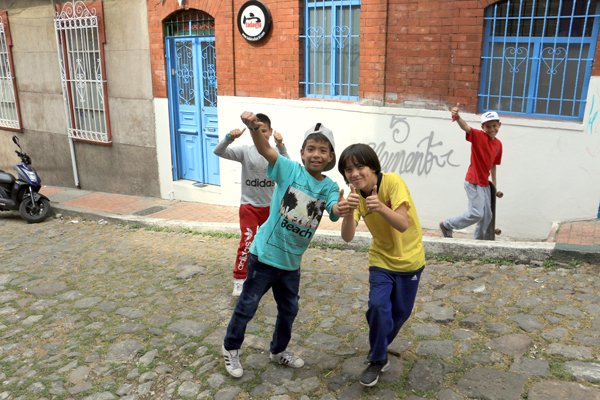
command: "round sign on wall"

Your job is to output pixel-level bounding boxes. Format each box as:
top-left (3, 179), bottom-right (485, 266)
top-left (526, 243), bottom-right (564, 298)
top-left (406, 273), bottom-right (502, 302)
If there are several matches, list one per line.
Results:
top-left (237, 1), bottom-right (272, 42)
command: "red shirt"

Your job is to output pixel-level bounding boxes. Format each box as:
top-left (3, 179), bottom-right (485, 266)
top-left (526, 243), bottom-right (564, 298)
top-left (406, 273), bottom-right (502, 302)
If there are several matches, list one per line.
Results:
top-left (465, 128), bottom-right (502, 186)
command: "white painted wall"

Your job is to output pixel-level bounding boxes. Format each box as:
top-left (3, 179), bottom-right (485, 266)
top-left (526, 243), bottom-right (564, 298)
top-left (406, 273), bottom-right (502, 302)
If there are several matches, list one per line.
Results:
top-left (155, 79), bottom-right (600, 241)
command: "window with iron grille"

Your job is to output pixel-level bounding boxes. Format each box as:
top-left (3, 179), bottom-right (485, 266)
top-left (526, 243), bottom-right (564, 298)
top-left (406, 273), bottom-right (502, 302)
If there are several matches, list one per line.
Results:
top-left (479, 0), bottom-right (600, 121)
top-left (301, 0), bottom-right (360, 100)
top-left (164, 10), bottom-right (218, 111)
top-left (54, 1), bottom-right (110, 143)
top-left (0, 11), bottom-right (21, 131)
top-left (164, 9), bottom-right (215, 37)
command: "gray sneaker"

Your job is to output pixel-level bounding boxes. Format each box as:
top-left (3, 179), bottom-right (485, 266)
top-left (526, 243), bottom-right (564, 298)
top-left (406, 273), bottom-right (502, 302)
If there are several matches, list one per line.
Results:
top-left (222, 345), bottom-right (243, 378)
top-left (439, 221), bottom-right (453, 238)
top-left (269, 351), bottom-right (304, 368)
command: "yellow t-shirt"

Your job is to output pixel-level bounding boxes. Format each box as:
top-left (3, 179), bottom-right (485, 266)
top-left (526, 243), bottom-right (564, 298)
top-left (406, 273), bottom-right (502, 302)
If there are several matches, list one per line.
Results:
top-left (354, 173), bottom-right (425, 272)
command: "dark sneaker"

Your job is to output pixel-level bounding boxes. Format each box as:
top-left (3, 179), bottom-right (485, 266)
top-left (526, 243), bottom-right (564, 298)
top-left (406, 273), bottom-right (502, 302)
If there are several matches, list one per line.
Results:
top-left (439, 221), bottom-right (453, 238)
top-left (359, 359), bottom-right (390, 387)
top-left (269, 351), bottom-right (304, 368)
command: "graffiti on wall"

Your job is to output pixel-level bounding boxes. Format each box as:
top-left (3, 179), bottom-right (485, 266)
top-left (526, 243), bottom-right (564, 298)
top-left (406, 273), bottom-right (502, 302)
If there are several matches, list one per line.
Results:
top-left (586, 92), bottom-right (600, 159)
top-left (367, 115), bottom-right (460, 176)
top-left (586, 94), bottom-right (598, 135)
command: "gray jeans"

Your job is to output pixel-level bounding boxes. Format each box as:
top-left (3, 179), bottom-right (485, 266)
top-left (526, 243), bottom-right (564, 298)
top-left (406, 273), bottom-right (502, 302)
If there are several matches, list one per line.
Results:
top-left (444, 181), bottom-right (491, 240)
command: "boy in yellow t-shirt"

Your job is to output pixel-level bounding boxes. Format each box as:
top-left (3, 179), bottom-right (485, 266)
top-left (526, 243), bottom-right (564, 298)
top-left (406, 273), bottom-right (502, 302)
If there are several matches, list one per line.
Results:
top-left (336, 143), bottom-right (425, 387)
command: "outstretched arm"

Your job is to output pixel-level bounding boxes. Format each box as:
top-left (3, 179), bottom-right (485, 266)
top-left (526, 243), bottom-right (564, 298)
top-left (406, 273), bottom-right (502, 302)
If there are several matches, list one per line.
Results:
top-left (240, 111), bottom-right (278, 166)
top-left (451, 103), bottom-right (471, 133)
top-left (213, 128), bottom-right (245, 158)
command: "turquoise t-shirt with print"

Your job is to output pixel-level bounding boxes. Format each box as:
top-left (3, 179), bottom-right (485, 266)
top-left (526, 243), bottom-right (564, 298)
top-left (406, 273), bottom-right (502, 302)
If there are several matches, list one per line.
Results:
top-left (250, 154), bottom-right (340, 271)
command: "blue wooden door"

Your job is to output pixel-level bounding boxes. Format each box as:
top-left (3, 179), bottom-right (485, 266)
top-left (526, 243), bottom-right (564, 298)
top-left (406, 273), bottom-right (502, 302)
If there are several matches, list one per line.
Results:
top-left (166, 36), bottom-right (219, 185)
top-left (198, 38), bottom-right (219, 185)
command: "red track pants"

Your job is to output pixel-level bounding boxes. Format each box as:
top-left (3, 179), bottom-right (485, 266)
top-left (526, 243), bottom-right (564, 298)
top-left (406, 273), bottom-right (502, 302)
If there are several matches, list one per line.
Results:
top-left (233, 204), bottom-right (269, 279)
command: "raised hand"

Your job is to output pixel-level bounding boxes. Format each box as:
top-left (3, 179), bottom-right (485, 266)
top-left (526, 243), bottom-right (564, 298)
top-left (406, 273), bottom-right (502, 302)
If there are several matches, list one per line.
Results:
top-left (366, 185), bottom-right (381, 212)
top-left (273, 131), bottom-right (284, 146)
top-left (346, 184), bottom-right (360, 209)
top-left (240, 111), bottom-right (259, 130)
top-left (336, 189), bottom-right (352, 217)
top-left (229, 128), bottom-right (245, 140)
top-left (451, 102), bottom-right (460, 122)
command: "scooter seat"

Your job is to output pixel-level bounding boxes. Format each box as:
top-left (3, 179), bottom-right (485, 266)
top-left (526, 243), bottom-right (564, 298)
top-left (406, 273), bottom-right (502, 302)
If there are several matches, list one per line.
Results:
top-left (0, 171), bottom-right (15, 185)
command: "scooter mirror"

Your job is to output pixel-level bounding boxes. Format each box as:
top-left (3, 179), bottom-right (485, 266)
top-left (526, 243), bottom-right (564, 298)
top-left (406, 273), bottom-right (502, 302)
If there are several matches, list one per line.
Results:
top-left (12, 135), bottom-right (19, 146)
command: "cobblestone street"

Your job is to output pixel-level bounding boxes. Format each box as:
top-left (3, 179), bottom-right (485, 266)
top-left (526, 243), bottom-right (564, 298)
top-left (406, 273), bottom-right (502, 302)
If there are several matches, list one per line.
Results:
top-left (1, 217), bottom-right (600, 400)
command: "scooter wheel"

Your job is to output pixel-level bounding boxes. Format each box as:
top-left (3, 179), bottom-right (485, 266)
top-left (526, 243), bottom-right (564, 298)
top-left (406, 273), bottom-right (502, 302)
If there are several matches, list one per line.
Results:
top-left (19, 197), bottom-right (51, 223)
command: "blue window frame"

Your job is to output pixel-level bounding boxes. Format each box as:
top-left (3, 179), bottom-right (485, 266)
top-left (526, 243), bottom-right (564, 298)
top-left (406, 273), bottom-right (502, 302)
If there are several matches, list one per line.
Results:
top-left (301, 0), bottom-right (360, 100)
top-left (479, 0), bottom-right (600, 120)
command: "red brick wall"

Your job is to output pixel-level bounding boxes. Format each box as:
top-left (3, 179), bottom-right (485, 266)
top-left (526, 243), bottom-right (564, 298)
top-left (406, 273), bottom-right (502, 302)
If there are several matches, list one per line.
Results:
top-left (359, 0), bottom-right (387, 103)
top-left (229, 0), bottom-right (303, 98)
top-left (383, 0), bottom-right (486, 112)
top-left (148, 0), bottom-right (600, 114)
top-left (147, 0), bottom-right (383, 101)
top-left (147, 0), bottom-right (303, 99)
top-left (594, 31), bottom-right (600, 76)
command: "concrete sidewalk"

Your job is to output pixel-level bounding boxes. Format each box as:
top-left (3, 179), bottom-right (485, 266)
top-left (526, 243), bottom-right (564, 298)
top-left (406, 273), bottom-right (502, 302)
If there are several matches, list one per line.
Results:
top-left (40, 185), bottom-right (600, 264)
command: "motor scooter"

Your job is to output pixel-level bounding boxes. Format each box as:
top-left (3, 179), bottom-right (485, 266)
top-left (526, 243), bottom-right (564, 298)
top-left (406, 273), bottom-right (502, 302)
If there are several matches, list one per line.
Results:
top-left (0, 135), bottom-right (51, 223)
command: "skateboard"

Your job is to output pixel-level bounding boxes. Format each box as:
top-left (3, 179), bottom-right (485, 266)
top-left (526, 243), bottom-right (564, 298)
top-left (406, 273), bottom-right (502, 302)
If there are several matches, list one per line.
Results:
top-left (484, 181), bottom-right (502, 240)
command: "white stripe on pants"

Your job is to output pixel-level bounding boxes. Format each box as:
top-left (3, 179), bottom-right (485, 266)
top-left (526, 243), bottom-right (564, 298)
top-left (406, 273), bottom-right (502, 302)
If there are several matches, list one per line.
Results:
top-left (445, 181), bottom-right (491, 240)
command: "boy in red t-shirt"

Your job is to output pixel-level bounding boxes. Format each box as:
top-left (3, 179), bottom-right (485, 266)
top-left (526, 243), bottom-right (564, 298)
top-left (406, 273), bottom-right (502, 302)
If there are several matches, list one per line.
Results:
top-left (439, 106), bottom-right (503, 240)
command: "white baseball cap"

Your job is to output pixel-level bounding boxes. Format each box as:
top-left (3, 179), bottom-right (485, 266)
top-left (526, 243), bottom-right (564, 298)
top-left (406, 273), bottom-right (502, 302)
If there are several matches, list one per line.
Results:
top-left (481, 111), bottom-right (500, 124)
top-left (303, 123), bottom-right (336, 171)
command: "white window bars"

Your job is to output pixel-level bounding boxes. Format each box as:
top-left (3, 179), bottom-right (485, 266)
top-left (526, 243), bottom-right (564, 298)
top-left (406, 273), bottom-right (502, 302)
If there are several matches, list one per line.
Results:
top-left (54, 1), bottom-right (110, 143)
top-left (0, 14), bottom-right (21, 130)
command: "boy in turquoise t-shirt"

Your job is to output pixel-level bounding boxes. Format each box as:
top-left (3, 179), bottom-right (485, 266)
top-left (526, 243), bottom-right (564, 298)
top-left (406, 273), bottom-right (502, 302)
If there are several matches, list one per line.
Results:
top-left (222, 111), bottom-right (344, 378)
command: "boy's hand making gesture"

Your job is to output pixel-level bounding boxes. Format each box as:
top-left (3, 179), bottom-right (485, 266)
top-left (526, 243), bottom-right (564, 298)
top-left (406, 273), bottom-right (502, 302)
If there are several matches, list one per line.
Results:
top-left (335, 184), bottom-right (360, 218)
top-left (229, 128), bottom-right (245, 140)
top-left (365, 185), bottom-right (382, 213)
top-left (339, 184), bottom-right (361, 242)
top-left (366, 185), bottom-right (410, 232)
top-left (240, 111), bottom-right (277, 165)
top-left (451, 103), bottom-right (460, 122)
top-left (240, 111), bottom-right (261, 130)
top-left (273, 131), bottom-right (284, 147)
top-left (450, 103), bottom-right (471, 133)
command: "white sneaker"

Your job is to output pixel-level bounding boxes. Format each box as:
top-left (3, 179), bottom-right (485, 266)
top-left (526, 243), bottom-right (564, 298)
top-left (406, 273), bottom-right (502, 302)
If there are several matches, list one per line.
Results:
top-left (269, 351), bottom-right (304, 368)
top-left (222, 345), bottom-right (243, 378)
top-left (232, 279), bottom-right (245, 297)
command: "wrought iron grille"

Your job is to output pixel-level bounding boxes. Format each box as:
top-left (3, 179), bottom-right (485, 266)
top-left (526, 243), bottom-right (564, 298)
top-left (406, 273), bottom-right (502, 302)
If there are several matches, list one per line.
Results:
top-left (175, 40), bottom-right (195, 106)
top-left (54, 1), bottom-right (110, 143)
top-left (0, 15), bottom-right (20, 130)
top-left (164, 10), bottom-right (215, 37)
top-left (201, 41), bottom-right (217, 107)
top-left (479, 0), bottom-right (600, 120)
top-left (166, 11), bottom-right (217, 108)
top-left (301, 0), bottom-right (361, 100)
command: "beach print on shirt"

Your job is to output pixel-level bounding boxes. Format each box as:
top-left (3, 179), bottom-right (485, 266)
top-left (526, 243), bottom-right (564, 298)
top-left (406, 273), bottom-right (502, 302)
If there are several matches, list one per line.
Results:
top-left (269, 185), bottom-right (326, 254)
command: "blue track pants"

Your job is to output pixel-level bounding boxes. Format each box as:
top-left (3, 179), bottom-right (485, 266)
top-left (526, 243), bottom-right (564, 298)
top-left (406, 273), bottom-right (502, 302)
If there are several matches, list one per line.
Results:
top-left (367, 266), bottom-right (423, 362)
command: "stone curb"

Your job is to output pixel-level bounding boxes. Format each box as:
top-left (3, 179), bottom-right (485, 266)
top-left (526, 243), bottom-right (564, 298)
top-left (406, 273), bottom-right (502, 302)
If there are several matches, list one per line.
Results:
top-left (53, 204), bottom-right (572, 263)
top-left (52, 204), bottom-right (600, 264)
top-left (314, 229), bottom-right (555, 264)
